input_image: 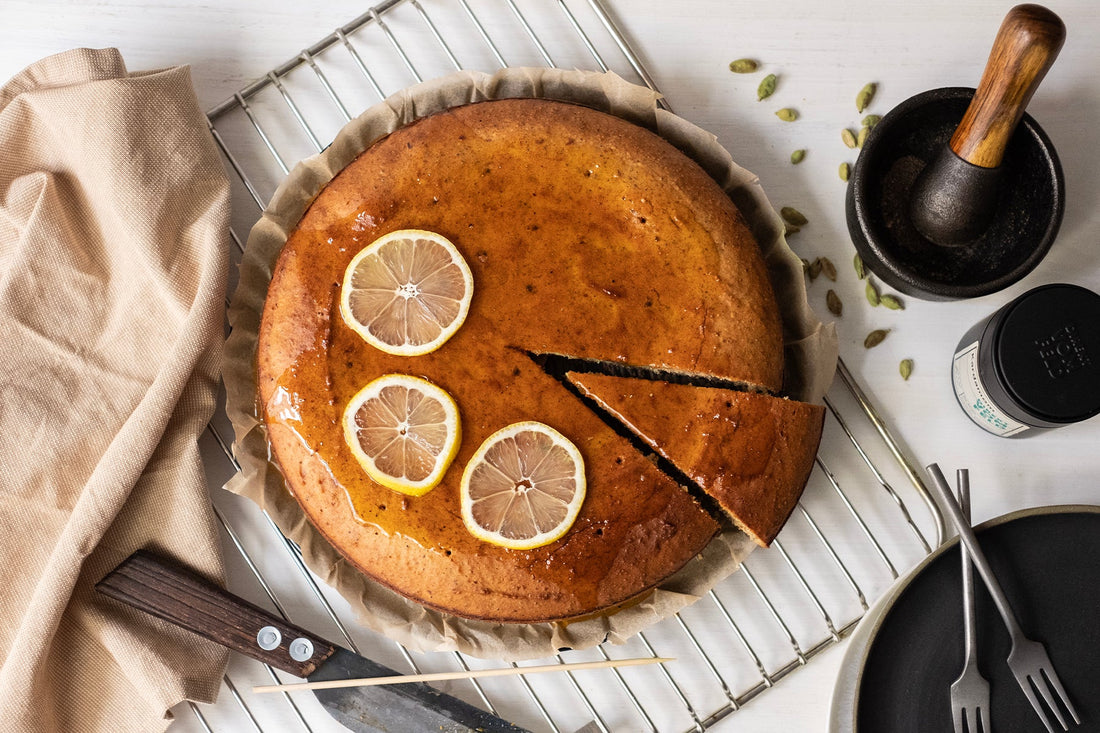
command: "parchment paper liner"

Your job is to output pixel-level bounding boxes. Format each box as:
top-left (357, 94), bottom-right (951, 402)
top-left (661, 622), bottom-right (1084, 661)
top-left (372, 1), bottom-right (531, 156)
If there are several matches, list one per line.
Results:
top-left (223, 67), bottom-right (838, 661)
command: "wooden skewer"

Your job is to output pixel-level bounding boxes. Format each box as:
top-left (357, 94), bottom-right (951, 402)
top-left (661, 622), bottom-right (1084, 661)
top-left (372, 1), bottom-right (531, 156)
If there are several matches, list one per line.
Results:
top-left (253, 656), bottom-right (674, 694)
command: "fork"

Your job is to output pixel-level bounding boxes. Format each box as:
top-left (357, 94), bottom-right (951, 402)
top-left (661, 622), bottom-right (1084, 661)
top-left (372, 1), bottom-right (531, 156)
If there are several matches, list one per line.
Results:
top-left (927, 464), bottom-right (1081, 733)
top-left (951, 469), bottom-right (991, 733)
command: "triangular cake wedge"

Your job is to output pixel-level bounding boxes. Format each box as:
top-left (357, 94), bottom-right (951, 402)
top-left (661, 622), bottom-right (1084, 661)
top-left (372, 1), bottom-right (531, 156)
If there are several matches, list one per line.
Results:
top-left (567, 372), bottom-right (825, 547)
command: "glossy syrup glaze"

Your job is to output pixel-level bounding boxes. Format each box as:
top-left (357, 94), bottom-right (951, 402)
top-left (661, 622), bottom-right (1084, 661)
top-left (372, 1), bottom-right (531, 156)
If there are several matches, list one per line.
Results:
top-left (256, 99), bottom-right (783, 621)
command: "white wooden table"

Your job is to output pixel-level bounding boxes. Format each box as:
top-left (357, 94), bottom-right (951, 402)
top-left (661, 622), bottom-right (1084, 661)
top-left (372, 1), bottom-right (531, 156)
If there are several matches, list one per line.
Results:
top-left (3, 1), bottom-right (1099, 731)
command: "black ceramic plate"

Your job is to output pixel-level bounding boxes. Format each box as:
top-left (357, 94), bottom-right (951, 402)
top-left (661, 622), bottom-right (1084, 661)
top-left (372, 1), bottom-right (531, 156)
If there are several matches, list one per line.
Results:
top-left (855, 508), bottom-right (1100, 732)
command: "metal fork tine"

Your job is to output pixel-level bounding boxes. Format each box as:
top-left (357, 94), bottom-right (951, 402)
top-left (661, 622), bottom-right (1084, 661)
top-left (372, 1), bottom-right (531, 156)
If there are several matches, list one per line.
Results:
top-left (1017, 672), bottom-right (1057, 733)
top-left (1042, 665), bottom-right (1081, 724)
top-left (1033, 669), bottom-right (1070, 730)
top-left (965, 706), bottom-right (980, 733)
top-left (952, 703), bottom-right (964, 733)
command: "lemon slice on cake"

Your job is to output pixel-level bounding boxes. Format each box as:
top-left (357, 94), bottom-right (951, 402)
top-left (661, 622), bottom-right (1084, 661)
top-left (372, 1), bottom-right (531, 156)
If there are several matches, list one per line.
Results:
top-left (340, 229), bottom-right (474, 356)
top-left (461, 421), bottom-right (586, 550)
top-left (342, 374), bottom-right (460, 496)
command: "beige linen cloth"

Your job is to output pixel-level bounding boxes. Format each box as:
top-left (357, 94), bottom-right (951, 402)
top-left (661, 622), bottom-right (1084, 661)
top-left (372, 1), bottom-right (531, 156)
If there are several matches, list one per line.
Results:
top-left (0, 48), bottom-right (229, 731)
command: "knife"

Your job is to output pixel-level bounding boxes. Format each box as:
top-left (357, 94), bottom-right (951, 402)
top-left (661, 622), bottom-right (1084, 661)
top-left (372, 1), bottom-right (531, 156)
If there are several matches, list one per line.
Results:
top-left (96, 550), bottom-right (530, 733)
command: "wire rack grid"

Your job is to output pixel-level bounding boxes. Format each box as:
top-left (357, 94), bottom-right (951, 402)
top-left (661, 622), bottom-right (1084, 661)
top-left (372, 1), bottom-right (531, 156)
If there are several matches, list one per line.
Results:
top-left (185, 1), bottom-right (946, 731)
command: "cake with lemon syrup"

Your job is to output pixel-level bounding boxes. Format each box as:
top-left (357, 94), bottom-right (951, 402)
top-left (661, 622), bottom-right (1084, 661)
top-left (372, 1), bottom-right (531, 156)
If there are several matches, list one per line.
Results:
top-left (257, 98), bottom-right (820, 623)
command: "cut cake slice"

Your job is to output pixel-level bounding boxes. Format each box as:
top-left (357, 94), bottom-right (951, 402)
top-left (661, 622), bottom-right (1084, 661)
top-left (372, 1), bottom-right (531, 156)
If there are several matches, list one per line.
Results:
top-left (566, 372), bottom-right (825, 546)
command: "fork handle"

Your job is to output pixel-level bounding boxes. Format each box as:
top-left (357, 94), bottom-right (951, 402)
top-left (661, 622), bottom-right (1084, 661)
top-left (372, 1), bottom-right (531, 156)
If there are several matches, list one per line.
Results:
top-left (927, 465), bottom-right (1027, 641)
top-left (958, 470), bottom-right (980, 661)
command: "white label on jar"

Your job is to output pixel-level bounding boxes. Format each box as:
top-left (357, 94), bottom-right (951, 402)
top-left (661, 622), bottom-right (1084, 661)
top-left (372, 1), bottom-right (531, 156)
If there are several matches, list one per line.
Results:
top-left (952, 341), bottom-right (1030, 437)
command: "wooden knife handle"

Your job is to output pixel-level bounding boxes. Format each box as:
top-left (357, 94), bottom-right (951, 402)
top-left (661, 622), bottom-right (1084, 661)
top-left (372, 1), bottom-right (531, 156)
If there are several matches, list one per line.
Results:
top-left (96, 550), bottom-right (337, 678)
top-left (950, 3), bottom-right (1065, 168)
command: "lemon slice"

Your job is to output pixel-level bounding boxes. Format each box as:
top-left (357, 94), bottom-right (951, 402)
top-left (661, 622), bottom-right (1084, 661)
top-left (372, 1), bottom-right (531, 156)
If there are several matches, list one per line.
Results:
top-left (342, 374), bottom-right (461, 496)
top-left (340, 229), bottom-right (474, 356)
top-left (460, 421), bottom-right (586, 550)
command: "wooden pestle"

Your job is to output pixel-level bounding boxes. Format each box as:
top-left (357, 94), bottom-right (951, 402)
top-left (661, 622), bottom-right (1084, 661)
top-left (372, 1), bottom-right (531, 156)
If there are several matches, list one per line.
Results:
top-left (909, 4), bottom-right (1065, 246)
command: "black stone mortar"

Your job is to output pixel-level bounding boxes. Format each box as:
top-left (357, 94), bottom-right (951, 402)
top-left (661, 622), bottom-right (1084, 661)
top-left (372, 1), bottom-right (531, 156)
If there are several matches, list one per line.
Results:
top-left (846, 87), bottom-right (1064, 301)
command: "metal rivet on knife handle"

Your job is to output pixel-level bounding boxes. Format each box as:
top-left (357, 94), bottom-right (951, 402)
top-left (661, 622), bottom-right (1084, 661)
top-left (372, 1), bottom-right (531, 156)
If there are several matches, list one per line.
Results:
top-left (257, 626), bottom-right (282, 651)
top-left (290, 637), bottom-right (316, 662)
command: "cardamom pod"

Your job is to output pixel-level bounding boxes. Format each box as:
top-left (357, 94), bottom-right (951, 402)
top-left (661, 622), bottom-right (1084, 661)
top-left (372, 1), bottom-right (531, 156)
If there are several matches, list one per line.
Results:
top-left (856, 82), bottom-right (876, 113)
top-left (864, 329), bottom-right (890, 348)
top-left (839, 162), bottom-right (851, 182)
top-left (757, 74), bottom-right (777, 101)
top-left (790, 149), bottom-right (806, 164)
top-left (865, 279), bottom-right (880, 306)
top-left (862, 114), bottom-right (882, 128)
top-left (801, 258), bottom-right (811, 276)
top-left (853, 253), bottom-right (866, 280)
top-left (785, 222), bottom-right (801, 236)
top-left (729, 58), bottom-right (759, 74)
top-left (857, 126), bottom-right (869, 148)
top-left (841, 128), bottom-right (858, 148)
top-left (776, 107), bottom-right (798, 122)
top-left (881, 294), bottom-right (905, 310)
top-left (826, 289), bottom-right (843, 317)
top-left (808, 257), bottom-right (823, 281)
top-left (780, 206), bottom-right (808, 226)
top-left (899, 358), bottom-right (913, 380)
top-left (821, 256), bottom-right (837, 281)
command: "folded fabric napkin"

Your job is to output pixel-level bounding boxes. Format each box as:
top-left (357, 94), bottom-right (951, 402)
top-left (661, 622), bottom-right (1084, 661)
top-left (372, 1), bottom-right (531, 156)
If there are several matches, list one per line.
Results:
top-left (0, 48), bottom-right (229, 731)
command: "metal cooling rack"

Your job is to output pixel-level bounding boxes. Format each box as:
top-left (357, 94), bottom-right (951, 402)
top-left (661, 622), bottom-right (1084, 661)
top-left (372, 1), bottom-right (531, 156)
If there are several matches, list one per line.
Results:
top-left (184, 1), bottom-right (947, 731)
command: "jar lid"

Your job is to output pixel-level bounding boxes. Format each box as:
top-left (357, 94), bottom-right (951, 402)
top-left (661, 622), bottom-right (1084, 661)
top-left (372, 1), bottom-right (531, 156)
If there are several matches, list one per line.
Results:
top-left (993, 284), bottom-right (1100, 423)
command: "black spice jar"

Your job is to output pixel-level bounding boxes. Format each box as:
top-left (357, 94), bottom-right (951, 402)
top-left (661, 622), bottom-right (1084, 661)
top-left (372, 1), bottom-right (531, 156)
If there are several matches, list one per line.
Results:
top-left (952, 284), bottom-right (1100, 437)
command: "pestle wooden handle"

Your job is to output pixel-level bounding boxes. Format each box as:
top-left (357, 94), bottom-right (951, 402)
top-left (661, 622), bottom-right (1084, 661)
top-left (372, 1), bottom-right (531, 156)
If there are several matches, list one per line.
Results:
top-left (950, 4), bottom-right (1065, 168)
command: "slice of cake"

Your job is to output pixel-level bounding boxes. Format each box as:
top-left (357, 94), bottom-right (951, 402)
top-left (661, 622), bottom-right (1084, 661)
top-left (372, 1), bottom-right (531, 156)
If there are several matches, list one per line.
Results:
top-left (567, 372), bottom-right (824, 546)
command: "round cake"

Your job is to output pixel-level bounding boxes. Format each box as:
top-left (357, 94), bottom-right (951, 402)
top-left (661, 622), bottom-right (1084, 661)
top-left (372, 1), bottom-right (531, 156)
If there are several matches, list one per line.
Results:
top-left (257, 98), bottom-right (801, 623)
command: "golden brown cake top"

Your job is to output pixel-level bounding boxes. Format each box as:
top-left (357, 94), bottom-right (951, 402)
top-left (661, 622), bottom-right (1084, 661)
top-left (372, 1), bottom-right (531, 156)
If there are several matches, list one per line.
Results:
top-left (256, 98), bottom-right (784, 622)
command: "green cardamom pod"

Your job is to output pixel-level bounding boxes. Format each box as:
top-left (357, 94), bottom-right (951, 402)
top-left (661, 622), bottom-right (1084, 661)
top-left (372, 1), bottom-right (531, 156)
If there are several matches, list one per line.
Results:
top-left (865, 279), bottom-right (880, 306)
top-left (785, 222), bottom-right (801, 236)
top-left (881, 294), bottom-right (905, 310)
top-left (841, 128), bottom-right (858, 148)
top-left (826, 289), bottom-right (843, 317)
top-left (780, 206), bottom-right (808, 226)
top-left (821, 257), bottom-right (837, 281)
top-left (864, 329), bottom-right (890, 348)
top-left (729, 58), bottom-right (759, 74)
top-left (790, 149), bottom-right (806, 164)
top-left (839, 162), bottom-right (851, 182)
top-left (899, 358), bottom-right (913, 380)
top-left (856, 82), bottom-right (876, 113)
top-left (801, 258), bottom-right (811, 276)
top-left (776, 107), bottom-right (798, 122)
top-left (853, 253), bottom-right (866, 280)
top-left (808, 257), bottom-right (823, 281)
top-left (862, 114), bottom-right (882, 128)
top-left (757, 73), bottom-right (777, 101)
top-left (857, 126), bottom-right (869, 148)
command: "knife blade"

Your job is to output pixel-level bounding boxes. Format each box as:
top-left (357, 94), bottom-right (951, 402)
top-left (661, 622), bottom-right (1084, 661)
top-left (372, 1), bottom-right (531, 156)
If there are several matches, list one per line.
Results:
top-left (95, 550), bottom-right (529, 733)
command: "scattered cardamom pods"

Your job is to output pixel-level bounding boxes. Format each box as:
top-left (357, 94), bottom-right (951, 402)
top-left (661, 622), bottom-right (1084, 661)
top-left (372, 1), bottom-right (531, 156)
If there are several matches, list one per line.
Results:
top-left (841, 128), bottom-right (858, 148)
top-left (826, 289), bottom-right (843, 317)
top-left (729, 58), bottom-right (759, 74)
top-left (853, 253), bottom-right (866, 280)
top-left (865, 279), bottom-right (881, 306)
top-left (776, 107), bottom-right (798, 122)
top-left (780, 206), bottom-right (808, 226)
top-left (899, 358), bottom-right (913, 380)
top-left (881, 294), bottom-right (905, 310)
top-left (757, 73), bottom-right (777, 101)
top-left (808, 257), bottom-right (823, 281)
top-left (857, 126), bottom-right (869, 148)
top-left (862, 114), bottom-right (882, 128)
top-left (839, 162), bottom-right (851, 181)
top-left (790, 149), bottom-right (806, 164)
top-left (821, 256), bottom-right (837, 281)
top-left (864, 328), bottom-right (890, 348)
top-left (856, 82), bottom-right (876, 113)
